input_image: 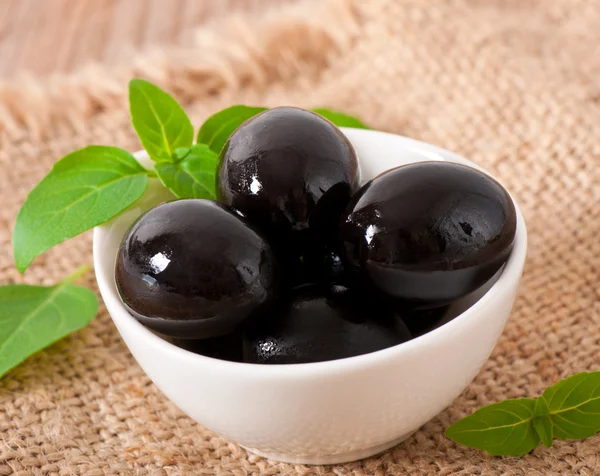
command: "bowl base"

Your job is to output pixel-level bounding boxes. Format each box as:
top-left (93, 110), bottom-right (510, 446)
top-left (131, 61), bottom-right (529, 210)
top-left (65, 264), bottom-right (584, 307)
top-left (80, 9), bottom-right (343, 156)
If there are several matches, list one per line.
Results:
top-left (241, 431), bottom-right (414, 465)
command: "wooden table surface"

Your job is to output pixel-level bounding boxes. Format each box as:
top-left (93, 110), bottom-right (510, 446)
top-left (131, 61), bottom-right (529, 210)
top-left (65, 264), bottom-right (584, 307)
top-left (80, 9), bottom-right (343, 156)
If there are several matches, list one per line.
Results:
top-left (0, 0), bottom-right (290, 79)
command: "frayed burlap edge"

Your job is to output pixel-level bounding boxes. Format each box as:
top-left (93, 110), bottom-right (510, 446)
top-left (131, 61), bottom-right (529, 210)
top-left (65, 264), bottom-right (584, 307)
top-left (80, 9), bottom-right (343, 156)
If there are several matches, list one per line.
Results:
top-left (0, 0), bottom-right (361, 143)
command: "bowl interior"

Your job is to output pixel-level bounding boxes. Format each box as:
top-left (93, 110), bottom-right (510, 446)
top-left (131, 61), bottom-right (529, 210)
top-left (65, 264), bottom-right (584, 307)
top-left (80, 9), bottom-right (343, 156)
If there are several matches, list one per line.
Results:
top-left (94, 127), bottom-right (527, 371)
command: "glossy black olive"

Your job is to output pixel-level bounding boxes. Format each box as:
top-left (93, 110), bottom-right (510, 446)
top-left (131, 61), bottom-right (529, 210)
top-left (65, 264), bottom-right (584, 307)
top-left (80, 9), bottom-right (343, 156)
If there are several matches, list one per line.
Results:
top-left (115, 199), bottom-right (279, 339)
top-left (242, 285), bottom-right (412, 364)
top-left (339, 162), bottom-right (517, 305)
top-left (173, 333), bottom-right (243, 362)
top-left (216, 107), bottom-right (359, 270)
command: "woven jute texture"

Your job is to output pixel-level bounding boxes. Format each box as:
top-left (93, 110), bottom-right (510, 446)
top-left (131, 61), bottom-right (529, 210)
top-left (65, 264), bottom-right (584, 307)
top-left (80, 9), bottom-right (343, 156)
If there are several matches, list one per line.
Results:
top-left (1, 0), bottom-right (599, 474)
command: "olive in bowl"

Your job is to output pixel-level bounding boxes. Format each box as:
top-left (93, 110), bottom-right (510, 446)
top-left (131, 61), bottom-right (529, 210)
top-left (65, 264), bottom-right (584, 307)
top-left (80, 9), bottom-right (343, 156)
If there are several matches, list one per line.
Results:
top-left (339, 162), bottom-right (517, 306)
top-left (217, 107), bottom-right (360, 275)
top-left (115, 199), bottom-right (279, 339)
top-left (94, 129), bottom-right (527, 465)
top-left (243, 284), bottom-right (412, 364)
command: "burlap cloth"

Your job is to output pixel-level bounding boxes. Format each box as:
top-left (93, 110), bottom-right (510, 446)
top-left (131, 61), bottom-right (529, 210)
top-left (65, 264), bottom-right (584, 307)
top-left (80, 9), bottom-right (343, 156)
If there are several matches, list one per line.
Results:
top-left (0, 0), bottom-right (599, 474)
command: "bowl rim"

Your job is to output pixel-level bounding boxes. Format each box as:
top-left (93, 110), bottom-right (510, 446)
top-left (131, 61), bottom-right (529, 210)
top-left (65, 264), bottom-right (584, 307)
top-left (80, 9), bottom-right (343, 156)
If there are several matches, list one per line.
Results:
top-left (93, 127), bottom-right (528, 378)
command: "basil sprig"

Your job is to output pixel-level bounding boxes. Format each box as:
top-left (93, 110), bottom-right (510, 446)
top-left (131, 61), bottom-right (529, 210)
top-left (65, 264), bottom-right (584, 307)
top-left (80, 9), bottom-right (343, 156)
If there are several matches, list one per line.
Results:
top-left (446, 372), bottom-right (600, 456)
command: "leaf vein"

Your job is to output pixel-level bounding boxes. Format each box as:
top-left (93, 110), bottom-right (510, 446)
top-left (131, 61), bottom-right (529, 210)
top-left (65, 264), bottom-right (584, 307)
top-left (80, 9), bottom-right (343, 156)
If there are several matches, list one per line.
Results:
top-left (450, 418), bottom-right (531, 435)
top-left (21, 174), bottom-right (143, 243)
top-left (552, 413), bottom-right (591, 429)
top-left (137, 87), bottom-right (172, 157)
top-left (0, 285), bottom-right (65, 357)
top-left (556, 377), bottom-right (587, 411)
top-left (550, 395), bottom-right (600, 415)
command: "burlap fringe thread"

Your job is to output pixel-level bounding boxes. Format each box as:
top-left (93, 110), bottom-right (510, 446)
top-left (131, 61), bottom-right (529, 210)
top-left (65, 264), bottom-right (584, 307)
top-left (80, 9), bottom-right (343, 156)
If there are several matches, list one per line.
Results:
top-left (0, 0), bottom-right (360, 143)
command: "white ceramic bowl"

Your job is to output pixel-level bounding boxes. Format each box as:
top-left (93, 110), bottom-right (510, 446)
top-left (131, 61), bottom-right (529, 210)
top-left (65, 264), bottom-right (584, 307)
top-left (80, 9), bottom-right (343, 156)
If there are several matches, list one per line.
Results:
top-left (94, 128), bottom-right (527, 465)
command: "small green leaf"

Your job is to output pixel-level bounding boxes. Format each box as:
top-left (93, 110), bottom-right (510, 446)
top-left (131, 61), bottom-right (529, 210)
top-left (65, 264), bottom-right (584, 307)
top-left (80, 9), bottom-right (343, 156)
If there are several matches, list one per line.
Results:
top-left (129, 79), bottom-right (193, 161)
top-left (13, 146), bottom-right (148, 273)
top-left (0, 268), bottom-right (98, 379)
top-left (533, 397), bottom-right (553, 447)
top-left (197, 105), bottom-right (267, 154)
top-left (155, 144), bottom-right (219, 199)
top-left (445, 398), bottom-right (540, 456)
top-left (312, 108), bottom-right (369, 129)
top-left (543, 372), bottom-right (600, 440)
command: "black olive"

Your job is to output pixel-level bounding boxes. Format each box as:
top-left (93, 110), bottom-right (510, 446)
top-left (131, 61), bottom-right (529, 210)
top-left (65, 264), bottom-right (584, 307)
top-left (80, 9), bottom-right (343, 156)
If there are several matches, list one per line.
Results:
top-left (216, 107), bottom-right (359, 275)
top-left (242, 284), bottom-right (412, 364)
top-left (173, 333), bottom-right (243, 362)
top-left (115, 199), bottom-right (279, 339)
top-left (339, 162), bottom-right (517, 305)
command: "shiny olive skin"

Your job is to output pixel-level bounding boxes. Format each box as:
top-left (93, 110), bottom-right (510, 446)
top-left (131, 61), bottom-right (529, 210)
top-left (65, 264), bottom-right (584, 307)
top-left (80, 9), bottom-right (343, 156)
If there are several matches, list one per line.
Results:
top-left (339, 162), bottom-right (517, 305)
top-left (115, 199), bottom-right (279, 339)
top-left (217, 107), bottom-right (359, 269)
top-left (242, 285), bottom-right (412, 364)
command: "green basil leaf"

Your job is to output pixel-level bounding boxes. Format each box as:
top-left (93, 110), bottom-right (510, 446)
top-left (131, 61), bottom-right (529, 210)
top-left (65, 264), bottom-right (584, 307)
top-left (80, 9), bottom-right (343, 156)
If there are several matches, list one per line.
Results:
top-left (129, 79), bottom-right (193, 161)
top-left (197, 105), bottom-right (267, 154)
top-left (543, 372), bottom-right (600, 440)
top-left (312, 108), bottom-right (369, 129)
top-left (533, 397), bottom-right (553, 447)
top-left (445, 398), bottom-right (540, 456)
top-left (13, 146), bottom-right (148, 273)
top-left (155, 144), bottom-right (218, 199)
top-left (0, 268), bottom-right (97, 379)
